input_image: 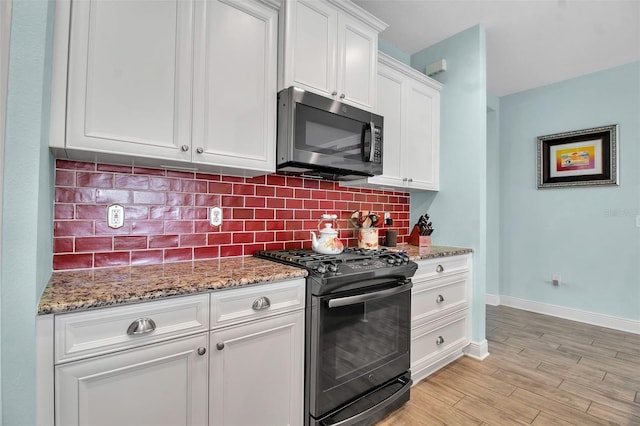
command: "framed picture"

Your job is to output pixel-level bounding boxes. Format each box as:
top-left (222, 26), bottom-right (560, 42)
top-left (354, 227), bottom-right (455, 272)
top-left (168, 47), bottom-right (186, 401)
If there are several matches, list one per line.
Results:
top-left (537, 124), bottom-right (618, 189)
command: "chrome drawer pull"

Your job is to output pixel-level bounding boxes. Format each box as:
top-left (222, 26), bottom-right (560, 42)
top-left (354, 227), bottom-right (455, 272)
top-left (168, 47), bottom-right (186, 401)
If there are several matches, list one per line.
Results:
top-left (216, 342), bottom-right (225, 351)
top-left (436, 294), bottom-right (445, 304)
top-left (252, 296), bottom-right (271, 311)
top-left (197, 347), bottom-right (207, 356)
top-left (436, 336), bottom-right (445, 345)
top-left (436, 265), bottom-right (444, 273)
top-left (126, 317), bottom-right (156, 336)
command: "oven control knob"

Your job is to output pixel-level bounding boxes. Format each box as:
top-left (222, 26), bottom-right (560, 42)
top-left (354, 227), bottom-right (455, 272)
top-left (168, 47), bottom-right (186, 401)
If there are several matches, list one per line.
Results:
top-left (387, 258), bottom-right (395, 264)
top-left (317, 264), bottom-right (328, 274)
top-left (328, 263), bottom-right (338, 272)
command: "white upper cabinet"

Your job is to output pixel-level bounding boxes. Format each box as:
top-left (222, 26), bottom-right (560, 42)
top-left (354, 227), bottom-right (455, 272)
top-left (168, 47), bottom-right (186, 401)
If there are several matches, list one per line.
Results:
top-left (61, 0), bottom-right (194, 162)
top-left (50, 0), bottom-right (278, 176)
top-left (278, 0), bottom-right (387, 111)
top-left (348, 52), bottom-right (442, 191)
top-left (404, 80), bottom-right (440, 190)
top-left (192, 0), bottom-right (278, 174)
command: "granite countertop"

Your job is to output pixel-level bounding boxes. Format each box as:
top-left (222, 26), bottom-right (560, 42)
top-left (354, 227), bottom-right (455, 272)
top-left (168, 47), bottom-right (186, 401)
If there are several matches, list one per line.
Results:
top-left (38, 257), bottom-right (308, 315)
top-left (38, 245), bottom-right (471, 315)
top-left (398, 244), bottom-right (472, 261)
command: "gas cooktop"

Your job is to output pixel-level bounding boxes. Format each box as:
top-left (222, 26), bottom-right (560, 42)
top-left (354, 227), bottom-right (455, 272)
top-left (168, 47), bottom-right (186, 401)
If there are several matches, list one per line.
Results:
top-left (254, 248), bottom-right (417, 295)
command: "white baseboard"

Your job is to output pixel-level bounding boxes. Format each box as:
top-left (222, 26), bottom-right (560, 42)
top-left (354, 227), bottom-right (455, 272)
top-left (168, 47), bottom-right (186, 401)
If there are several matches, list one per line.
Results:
top-left (485, 293), bottom-right (500, 306)
top-left (495, 295), bottom-right (640, 335)
top-left (464, 339), bottom-right (490, 360)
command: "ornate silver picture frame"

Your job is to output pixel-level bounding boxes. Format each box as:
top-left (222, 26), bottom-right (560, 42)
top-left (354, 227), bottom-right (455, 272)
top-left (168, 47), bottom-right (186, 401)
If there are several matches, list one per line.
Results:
top-left (537, 124), bottom-right (618, 189)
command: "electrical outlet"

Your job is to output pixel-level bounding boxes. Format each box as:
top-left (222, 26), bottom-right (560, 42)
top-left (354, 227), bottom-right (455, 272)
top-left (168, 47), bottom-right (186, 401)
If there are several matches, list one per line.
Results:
top-left (552, 273), bottom-right (561, 286)
top-left (384, 211), bottom-right (393, 226)
top-left (210, 207), bottom-right (222, 227)
top-left (107, 204), bottom-right (124, 229)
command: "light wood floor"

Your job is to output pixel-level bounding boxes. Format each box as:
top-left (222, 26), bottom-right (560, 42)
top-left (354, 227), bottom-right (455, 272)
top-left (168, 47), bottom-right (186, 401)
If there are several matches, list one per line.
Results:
top-left (376, 305), bottom-right (640, 425)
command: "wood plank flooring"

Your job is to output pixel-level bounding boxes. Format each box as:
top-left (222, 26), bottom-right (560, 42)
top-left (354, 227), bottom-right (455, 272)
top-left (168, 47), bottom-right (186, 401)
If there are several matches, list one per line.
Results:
top-left (376, 305), bottom-right (640, 425)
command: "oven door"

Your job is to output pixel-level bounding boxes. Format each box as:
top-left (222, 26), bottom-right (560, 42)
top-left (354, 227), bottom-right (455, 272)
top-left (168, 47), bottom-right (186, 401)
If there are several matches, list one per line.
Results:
top-left (309, 280), bottom-right (411, 419)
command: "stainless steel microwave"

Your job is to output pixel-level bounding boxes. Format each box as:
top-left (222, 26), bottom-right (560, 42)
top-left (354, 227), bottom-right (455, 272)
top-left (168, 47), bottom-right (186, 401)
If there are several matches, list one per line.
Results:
top-left (276, 87), bottom-right (383, 181)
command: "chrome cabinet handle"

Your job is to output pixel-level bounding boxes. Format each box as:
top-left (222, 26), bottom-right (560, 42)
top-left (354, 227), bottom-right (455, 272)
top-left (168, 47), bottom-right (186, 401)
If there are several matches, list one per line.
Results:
top-left (331, 91), bottom-right (338, 96)
top-left (181, 145), bottom-right (189, 152)
top-left (196, 147), bottom-right (204, 154)
top-left (436, 265), bottom-right (444, 273)
top-left (436, 336), bottom-right (445, 345)
top-left (216, 342), bottom-right (225, 351)
top-left (402, 178), bottom-right (408, 182)
top-left (197, 347), bottom-right (207, 356)
top-left (436, 294), bottom-right (445, 304)
top-left (252, 296), bottom-right (271, 311)
top-left (407, 178), bottom-right (413, 182)
top-left (126, 317), bottom-right (156, 336)
top-left (339, 93), bottom-right (345, 99)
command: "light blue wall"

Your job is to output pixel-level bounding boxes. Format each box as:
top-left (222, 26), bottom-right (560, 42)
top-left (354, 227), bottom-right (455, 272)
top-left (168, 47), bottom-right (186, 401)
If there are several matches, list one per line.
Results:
top-left (486, 94), bottom-right (500, 296)
top-left (1, 0), bottom-right (55, 422)
top-left (410, 25), bottom-right (488, 342)
top-left (499, 62), bottom-right (640, 320)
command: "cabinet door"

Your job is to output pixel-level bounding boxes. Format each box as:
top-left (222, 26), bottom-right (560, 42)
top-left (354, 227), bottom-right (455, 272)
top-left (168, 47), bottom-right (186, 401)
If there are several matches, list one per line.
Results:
top-left (366, 63), bottom-right (405, 187)
top-left (336, 12), bottom-right (377, 111)
top-left (281, 0), bottom-right (337, 98)
top-left (210, 312), bottom-right (304, 426)
top-left (192, 0), bottom-right (277, 174)
top-left (56, 334), bottom-right (208, 426)
top-left (404, 83), bottom-right (440, 190)
top-left (66, 0), bottom-right (193, 161)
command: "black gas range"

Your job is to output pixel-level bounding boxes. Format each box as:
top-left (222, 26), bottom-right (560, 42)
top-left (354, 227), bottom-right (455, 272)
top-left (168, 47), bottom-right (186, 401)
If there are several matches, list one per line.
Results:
top-left (255, 247), bottom-right (416, 426)
top-left (254, 247), bottom-right (417, 296)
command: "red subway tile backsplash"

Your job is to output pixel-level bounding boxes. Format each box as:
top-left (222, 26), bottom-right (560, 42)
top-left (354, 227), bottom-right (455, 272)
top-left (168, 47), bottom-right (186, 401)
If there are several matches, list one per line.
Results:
top-left (52, 160), bottom-right (411, 270)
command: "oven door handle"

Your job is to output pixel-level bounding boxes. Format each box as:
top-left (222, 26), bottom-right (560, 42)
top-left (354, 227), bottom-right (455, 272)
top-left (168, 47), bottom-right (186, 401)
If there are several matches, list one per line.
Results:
top-left (327, 282), bottom-right (412, 308)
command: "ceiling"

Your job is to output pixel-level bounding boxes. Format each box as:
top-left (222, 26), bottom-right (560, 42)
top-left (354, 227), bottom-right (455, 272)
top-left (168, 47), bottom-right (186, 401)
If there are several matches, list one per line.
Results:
top-left (353, 0), bottom-right (640, 96)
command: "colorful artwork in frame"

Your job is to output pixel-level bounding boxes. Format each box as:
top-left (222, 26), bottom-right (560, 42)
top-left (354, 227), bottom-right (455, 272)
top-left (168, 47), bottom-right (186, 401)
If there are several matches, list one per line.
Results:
top-left (537, 124), bottom-right (618, 188)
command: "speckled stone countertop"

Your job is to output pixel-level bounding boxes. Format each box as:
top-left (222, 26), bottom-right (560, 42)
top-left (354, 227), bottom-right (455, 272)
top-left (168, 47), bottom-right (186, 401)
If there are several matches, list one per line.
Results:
top-left (38, 257), bottom-right (308, 315)
top-left (398, 244), bottom-right (472, 261)
top-left (38, 245), bottom-right (471, 315)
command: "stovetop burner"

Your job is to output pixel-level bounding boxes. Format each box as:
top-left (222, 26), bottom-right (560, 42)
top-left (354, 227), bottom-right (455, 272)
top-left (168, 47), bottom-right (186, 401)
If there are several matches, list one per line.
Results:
top-left (255, 248), bottom-right (417, 295)
top-left (256, 247), bottom-right (409, 268)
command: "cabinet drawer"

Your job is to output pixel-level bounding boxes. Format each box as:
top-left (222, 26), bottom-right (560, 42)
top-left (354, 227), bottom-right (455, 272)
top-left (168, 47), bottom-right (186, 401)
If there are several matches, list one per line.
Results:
top-left (413, 254), bottom-right (470, 281)
top-left (55, 294), bottom-right (209, 364)
top-left (412, 273), bottom-right (468, 326)
top-left (210, 279), bottom-right (305, 329)
top-left (411, 312), bottom-right (469, 367)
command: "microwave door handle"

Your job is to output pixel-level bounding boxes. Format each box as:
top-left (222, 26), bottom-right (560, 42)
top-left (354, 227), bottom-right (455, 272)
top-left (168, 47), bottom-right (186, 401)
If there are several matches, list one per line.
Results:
top-left (362, 122), bottom-right (375, 162)
top-left (327, 282), bottom-right (411, 308)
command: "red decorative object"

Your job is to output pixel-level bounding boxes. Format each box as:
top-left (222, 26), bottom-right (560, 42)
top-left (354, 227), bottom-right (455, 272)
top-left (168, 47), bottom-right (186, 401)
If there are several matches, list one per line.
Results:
top-left (408, 225), bottom-right (431, 247)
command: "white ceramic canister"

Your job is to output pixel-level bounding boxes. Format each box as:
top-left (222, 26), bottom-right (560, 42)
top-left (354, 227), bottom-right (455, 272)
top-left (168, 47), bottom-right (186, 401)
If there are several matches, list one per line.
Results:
top-left (358, 228), bottom-right (379, 250)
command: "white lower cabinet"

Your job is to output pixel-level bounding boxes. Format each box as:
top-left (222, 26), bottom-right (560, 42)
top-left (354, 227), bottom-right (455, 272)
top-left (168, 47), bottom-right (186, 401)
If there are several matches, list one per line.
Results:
top-left (45, 279), bottom-right (306, 426)
top-left (209, 311), bottom-right (304, 426)
top-left (411, 255), bottom-right (471, 383)
top-left (56, 334), bottom-right (209, 426)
